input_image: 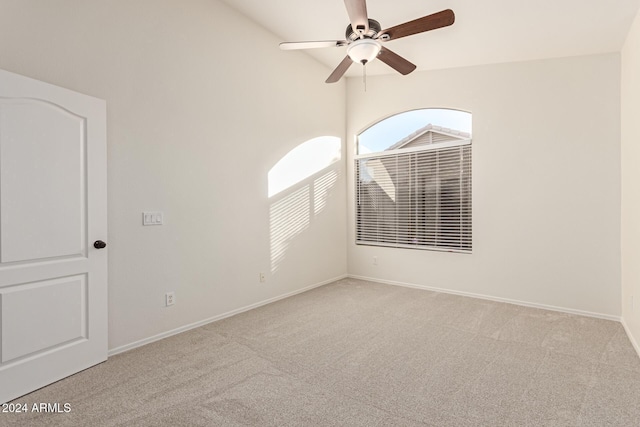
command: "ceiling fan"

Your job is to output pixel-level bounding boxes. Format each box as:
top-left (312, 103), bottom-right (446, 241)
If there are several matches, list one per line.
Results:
top-left (279, 0), bottom-right (455, 83)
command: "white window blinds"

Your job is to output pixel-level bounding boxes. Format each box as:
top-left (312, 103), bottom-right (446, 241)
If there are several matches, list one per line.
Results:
top-left (356, 141), bottom-right (472, 252)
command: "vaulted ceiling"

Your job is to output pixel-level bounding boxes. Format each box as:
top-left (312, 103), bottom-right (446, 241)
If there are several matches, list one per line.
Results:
top-left (221, 0), bottom-right (640, 77)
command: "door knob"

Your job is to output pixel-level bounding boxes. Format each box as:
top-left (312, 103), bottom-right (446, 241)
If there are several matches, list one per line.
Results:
top-left (93, 240), bottom-right (107, 249)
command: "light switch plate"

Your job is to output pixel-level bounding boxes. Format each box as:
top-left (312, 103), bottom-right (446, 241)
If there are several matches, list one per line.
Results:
top-left (143, 211), bottom-right (163, 226)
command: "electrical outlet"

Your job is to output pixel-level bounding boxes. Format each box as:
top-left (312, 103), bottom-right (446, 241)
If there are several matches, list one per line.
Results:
top-left (373, 256), bottom-right (378, 266)
top-left (259, 272), bottom-right (266, 283)
top-left (165, 291), bottom-right (175, 306)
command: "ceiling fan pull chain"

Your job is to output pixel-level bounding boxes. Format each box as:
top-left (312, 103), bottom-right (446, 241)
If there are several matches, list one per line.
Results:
top-left (363, 63), bottom-right (367, 92)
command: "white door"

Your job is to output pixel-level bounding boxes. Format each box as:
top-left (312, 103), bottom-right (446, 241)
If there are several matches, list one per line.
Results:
top-left (0, 69), bottom-right (107, 403)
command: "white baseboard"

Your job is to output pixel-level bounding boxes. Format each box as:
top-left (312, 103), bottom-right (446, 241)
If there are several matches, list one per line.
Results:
top-left (347, 274), bottom-right (622, 322)
top-left (108, 274), bottom-right (347, 357)
top-left (621, 318), bottom-right (640, 359)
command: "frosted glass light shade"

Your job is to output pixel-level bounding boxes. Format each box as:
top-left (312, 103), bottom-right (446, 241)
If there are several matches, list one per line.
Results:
top-left (347, 39), bottom-right (381, 64)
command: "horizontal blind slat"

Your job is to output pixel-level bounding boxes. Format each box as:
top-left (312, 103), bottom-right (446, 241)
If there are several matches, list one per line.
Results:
top-left (356, 144), bottom-right (472, 252)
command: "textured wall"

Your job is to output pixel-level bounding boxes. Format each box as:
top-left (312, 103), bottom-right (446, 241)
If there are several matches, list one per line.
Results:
top-left (347, 54), bottom-right (621, 317)
top-left (0, 0), bottom-right (347, 350)
top-left (622, 8), bottom-right (640, 352)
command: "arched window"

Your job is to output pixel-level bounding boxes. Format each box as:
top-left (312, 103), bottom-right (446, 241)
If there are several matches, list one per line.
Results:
top-left (355, 109), bottom-right (472, 252)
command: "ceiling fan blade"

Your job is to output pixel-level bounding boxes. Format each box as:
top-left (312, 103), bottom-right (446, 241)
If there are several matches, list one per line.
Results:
top-left (326, 56), bottom-right (353, 84)
top-left (377, 46), bottom-right (416, 75)
top-left (279, 40), bottom-right (347, 50)
top-left (344, 0), bottom-right (369, 35)
top-left (380, 9), bottom-right (455, 41)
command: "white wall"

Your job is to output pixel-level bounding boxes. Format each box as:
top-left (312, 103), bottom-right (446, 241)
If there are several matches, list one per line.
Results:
top-left (0, 0), bottom-right (347, 350)
top-left (346, 54), bottom-right (621, 317)
top-left (0, 0), bottom-right (629, 352)
top-left (622, 9), bottom-right (640, 351)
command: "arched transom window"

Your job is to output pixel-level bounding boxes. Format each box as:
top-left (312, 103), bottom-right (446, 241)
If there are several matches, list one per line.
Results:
top-left (355, 109), bottom-right (472, 252)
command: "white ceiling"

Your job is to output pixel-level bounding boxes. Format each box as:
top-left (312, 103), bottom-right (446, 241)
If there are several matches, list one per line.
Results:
top-left (221, 0), bottom-right (640, 77)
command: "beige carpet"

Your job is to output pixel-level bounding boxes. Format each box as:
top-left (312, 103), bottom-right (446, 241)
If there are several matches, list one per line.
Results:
top-left (3, 278), bottom-right (640, 426)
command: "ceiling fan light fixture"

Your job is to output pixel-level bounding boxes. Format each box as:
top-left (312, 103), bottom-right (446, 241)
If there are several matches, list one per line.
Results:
top-left (347, 39), bottom-right (381, 64)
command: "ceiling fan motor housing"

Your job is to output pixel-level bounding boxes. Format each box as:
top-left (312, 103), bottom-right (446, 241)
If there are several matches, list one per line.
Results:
top-left (346, 19), bottom-right (382, 41)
